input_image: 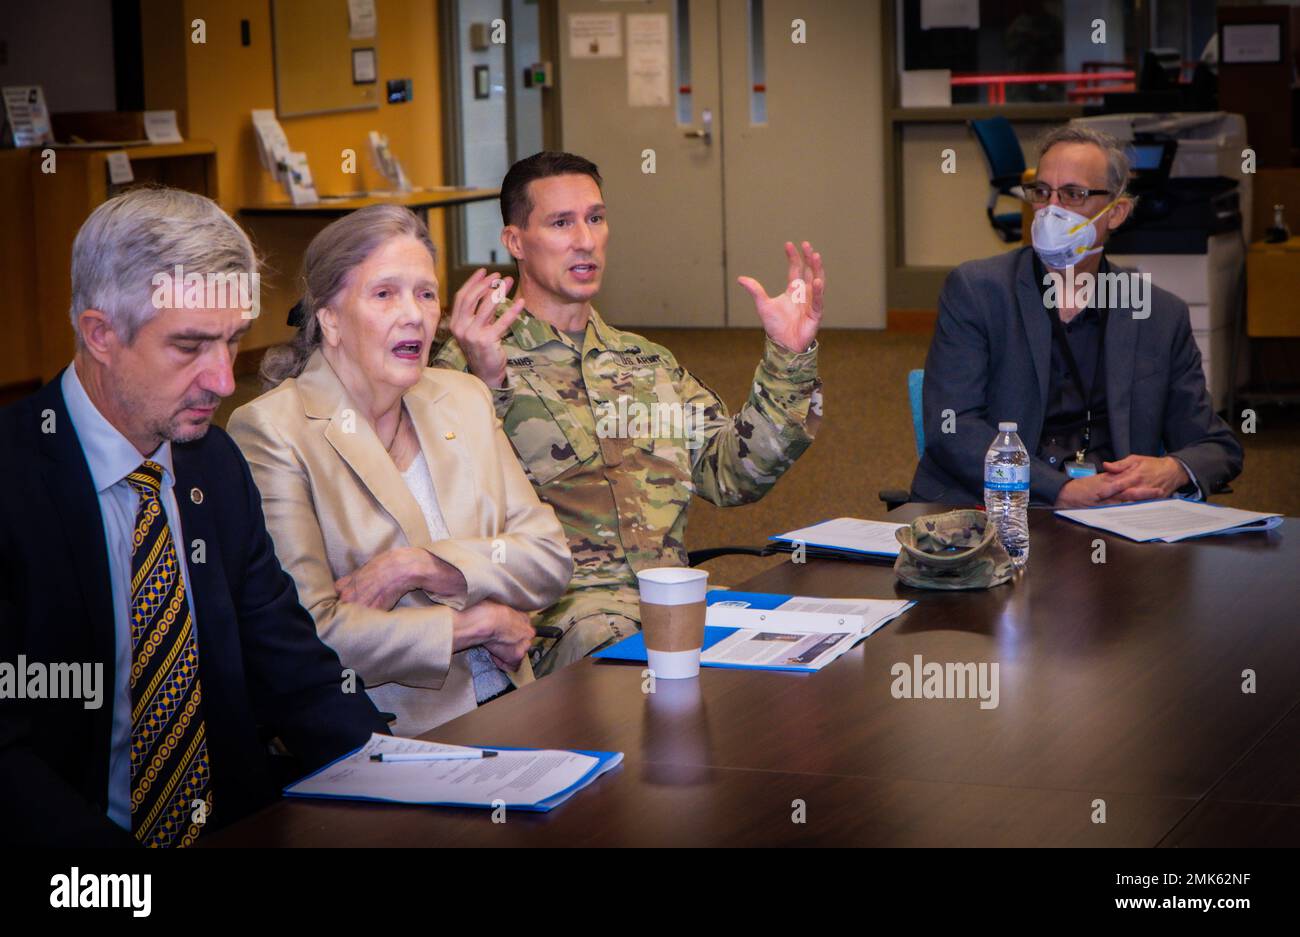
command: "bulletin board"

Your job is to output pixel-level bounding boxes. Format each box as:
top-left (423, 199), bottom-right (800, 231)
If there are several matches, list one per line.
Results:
top-left (271, 0), bottom-right (381, 117)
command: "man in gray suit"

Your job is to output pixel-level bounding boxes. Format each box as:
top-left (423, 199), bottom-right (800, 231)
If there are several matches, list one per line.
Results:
top-left (911, 125), bottom-right (1242, 507)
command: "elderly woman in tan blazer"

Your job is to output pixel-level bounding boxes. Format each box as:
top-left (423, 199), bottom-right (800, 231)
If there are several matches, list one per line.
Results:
top-left (228, 205), bottom-right (571, 736)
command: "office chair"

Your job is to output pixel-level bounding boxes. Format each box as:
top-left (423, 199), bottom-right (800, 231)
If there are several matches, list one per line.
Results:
top-left (879, 369), bottom-right (925, 511)
top-left (969, 117), bottom-right (1026, 243)
top-left (687, 545), bottom-right (781, 567)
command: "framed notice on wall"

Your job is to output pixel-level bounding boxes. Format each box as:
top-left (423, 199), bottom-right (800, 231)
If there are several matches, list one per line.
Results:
top-left (352, 47), bottom-right (377, 84)
top-left (1221, 23), bottom-right (1283, 64)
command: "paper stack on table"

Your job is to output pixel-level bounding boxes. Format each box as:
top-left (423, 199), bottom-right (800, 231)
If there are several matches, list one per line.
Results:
top-left (1055, 499), bottom-right (1283, 543)
top-left (594, 591), bottom-right (914, 673)
top-left (285, 734), bottom-right (622, 812)
top-left (769, 517), bottom-right (908, 559)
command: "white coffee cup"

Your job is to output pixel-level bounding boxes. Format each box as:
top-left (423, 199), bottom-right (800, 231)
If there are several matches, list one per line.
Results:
top-left (636, 566), bottom-right (710, 679)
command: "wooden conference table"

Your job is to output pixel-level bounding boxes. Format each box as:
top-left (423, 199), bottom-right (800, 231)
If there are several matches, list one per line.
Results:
top-left (208, 504), bottom-right (1299, 847)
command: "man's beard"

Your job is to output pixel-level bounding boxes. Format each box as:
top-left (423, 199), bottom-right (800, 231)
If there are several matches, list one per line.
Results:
top-left (162, 410), bottom-right (216, 444)
top-left (110, 377), bottom-right (220, 446)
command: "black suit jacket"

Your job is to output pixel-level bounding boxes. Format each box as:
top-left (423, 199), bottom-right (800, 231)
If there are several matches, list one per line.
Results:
top-left (0, 374), bottom-right (390, 846)
top-left (910, 247), bottom-right (1243, 505)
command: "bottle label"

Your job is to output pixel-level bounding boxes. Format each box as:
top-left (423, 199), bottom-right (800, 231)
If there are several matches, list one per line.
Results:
top-left (985, 463), bottom-right (1029, 491)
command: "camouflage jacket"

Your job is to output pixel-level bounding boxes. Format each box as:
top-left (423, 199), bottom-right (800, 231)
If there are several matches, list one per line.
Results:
top-left (432, 306), bottom-right (822, 625)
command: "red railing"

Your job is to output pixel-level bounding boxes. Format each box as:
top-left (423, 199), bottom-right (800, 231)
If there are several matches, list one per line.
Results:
top-left (950, 70), bottom-right (1136, 105)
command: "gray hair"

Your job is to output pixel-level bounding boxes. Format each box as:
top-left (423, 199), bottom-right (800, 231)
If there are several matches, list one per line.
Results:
top-left (69, 186), bottom-right (257, 346)
top-left (1037, 125), bottom-right (1132, 199)
top-left (260, 204), bottom-right (438, 387)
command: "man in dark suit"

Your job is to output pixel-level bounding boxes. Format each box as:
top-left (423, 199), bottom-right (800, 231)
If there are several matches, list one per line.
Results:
top-left (0, 187), bottom-right (389, 847)
top-left (911, 126), bottom-right (1242, 507)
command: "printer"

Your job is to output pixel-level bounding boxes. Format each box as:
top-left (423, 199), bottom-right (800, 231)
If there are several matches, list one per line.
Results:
top-left (1071, 111), bottom-right (1250, 251)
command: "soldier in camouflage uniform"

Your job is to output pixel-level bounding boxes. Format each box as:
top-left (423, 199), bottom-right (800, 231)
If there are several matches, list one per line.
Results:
top-left (433, 152), bottom-right (824, 675)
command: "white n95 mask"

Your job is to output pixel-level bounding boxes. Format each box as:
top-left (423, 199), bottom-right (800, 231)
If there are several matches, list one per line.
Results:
top-left (1031, 201), bottom-right (1115, 270)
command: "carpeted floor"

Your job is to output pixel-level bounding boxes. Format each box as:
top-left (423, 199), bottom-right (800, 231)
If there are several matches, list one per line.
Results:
top-left (215, 327), bottom-right (1300, 589)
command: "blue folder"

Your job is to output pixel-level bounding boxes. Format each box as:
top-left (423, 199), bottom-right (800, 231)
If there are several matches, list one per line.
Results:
top-left (284, 744), bottom-right (624, 812)
top-left (592, 626), bottom-right (826, 674)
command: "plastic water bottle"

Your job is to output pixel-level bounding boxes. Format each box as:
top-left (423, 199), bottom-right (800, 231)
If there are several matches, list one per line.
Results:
top-left (984, 421), bottom-right (1030, 569)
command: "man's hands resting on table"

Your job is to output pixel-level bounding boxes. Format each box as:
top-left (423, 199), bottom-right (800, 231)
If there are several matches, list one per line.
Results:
top-left (1054, 455), bottom-right (1191, 508)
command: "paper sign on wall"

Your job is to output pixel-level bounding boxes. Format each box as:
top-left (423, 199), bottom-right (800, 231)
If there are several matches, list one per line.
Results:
top-left (569, 13), bottom-right (622, 58)
top-left (348, 0), bottom-right (377, 40)
top-left (143, 110), bottom-right (183, 144)
top-left (627, 13), bottom-right (670, 108)
top-left (106, 151), bottom-right (134, 185)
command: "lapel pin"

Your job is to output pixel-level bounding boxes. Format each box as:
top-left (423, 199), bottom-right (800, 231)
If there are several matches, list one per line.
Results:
top-left (190, 487), bottom-right (204, 505)
top-left (444, 431), bottom-right (456, 440)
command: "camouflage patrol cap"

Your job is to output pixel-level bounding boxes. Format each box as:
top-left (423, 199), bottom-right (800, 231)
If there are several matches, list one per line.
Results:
top-left (893, 510), bottom-right (1014, 590)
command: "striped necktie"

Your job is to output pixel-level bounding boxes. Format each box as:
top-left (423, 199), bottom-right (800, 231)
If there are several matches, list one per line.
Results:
top-left (126, 460), bottom-right (211, 847)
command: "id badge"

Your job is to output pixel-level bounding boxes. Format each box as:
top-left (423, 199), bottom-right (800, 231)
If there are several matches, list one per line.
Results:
top-left (1065, 459), bottom-right (1097, 479)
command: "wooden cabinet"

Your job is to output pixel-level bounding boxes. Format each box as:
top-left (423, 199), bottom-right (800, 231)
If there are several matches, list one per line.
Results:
top-left (0, 150), bottom-right (41, 393)
top-left (1247, 237), bottom-right (1300, 338)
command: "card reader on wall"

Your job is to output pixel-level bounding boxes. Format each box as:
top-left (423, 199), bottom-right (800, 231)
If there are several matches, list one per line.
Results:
top-left (387, 79), bottom-right (412, 104)
top-left (524, 62), bottom-right (553, 89)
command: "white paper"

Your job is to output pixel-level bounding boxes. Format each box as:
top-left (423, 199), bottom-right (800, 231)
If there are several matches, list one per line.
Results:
top-left (142, 110), bottom-right (183, 144)
top-left (286, 734), bottom-right (604, 808)
top-left (703, 629), bottom-right (860, 671)
top-left (569, 13), bottom-right (622, 59)
top-left (352, 48), bottom-right (377, 83)
top-left (251, 109), bottom-right (291, 182)
top-left (921, 0), bottom-right (979, 30)
top-left (369, 130), bottom-right (411, 191)
top-left (626, 13), bottom-right (670, 108)
top-left (2, 85), bottom-right (54, 147)
top-left (285, 151), bottom-right (318, 205)
top-left (702, 594), bottom-right (913, 671)
top-left (773, 517), bottom-right (908, 557)
top-left (708, 595), bottom-right (913, 634)
top-left (1056, 499), bottom-right (1283, 543)
top-left (347, 0), bottom-right (377, 40)
top-left (106, 151), bottom-right (134, 185)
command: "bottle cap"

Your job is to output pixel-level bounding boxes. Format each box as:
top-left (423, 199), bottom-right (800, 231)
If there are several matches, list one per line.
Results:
top-left (998, 421), bottom-right (1017, 433)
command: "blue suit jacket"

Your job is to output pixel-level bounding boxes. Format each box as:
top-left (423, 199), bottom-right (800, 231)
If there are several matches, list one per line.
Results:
top-left (0, 375), bottom-right (390, 846)
top-left (910, 247), bottom-right (1243, 505)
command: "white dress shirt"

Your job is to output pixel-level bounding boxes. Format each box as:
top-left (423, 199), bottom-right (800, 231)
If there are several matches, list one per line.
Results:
top-left (60, 363), bottom-right (198, 830)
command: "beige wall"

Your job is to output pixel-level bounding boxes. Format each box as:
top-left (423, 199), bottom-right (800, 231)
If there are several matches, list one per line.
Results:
top-left (900, 121), bottom-right (1045, 269)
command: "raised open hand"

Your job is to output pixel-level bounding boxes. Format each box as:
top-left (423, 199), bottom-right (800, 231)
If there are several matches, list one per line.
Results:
top-left (736, 241), bottom-right (824, 354)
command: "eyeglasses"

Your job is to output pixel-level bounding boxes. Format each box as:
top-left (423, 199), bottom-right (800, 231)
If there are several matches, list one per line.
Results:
top-left (1023, 182), bottom-right (1111, 210)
